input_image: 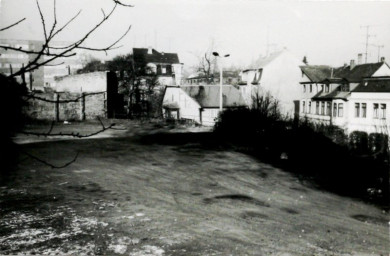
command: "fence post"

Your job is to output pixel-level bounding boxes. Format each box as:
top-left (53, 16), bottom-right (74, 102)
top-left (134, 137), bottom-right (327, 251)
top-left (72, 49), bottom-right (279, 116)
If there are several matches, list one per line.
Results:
top-left (54, 93), bottom-right (60, 121)
top-left (80, 92), bottom-right (85, 121)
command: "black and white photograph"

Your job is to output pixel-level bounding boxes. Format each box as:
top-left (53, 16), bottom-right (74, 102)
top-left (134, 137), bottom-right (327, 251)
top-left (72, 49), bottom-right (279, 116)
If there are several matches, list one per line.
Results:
top-left (0, 0), bottom-right (389, 255)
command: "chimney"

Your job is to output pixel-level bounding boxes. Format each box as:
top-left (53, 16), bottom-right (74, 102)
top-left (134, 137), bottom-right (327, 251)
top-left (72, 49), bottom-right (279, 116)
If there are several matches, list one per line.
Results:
top-left (350, 60), bottom-right (355, 70)
top-left (380, 57), bottom-right (385, 63)
top-left (357, 54), bottom-right (363, 65)
top-left (147, 46), bottom-right (152, 54)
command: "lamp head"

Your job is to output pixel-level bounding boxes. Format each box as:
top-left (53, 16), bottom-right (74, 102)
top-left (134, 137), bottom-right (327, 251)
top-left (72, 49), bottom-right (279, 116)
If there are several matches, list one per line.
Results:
top-left (224, 54), bottom-right (230, 57)
top-left (212, 52), bottom-right (219, 57)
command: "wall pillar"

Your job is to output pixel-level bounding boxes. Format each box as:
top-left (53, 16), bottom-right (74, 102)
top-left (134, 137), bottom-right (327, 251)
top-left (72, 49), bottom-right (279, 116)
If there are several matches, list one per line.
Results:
top-left (80, 92), bottom-right (85, 121)
top-left (54, 93), bottom-right (60, 121)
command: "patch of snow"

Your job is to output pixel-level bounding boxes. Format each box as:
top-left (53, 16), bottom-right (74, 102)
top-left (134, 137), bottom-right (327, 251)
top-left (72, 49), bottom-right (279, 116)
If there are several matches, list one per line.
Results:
top-left (108, 244), bottom-right (127, 254)
top-left (130, 245), bottom-right (165, 256)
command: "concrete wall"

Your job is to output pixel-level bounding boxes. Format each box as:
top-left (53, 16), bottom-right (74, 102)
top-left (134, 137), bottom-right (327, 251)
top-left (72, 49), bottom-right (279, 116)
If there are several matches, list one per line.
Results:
top-left (53, 72), bottom-right (107, 93)
top-left (24, 91), bottom-right (107, 121)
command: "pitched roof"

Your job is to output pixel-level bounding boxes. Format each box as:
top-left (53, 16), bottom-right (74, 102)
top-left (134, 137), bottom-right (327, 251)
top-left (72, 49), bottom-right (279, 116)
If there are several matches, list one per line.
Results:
top-left (301, 62), bottom-right (386, 83)
top-left (353, 78), bottom-right (390, 93)
top-left (312, 90), bottom-right (350, 100)
top-left (180, 85), bottom-right (246, 108)
top-left (333, 62), bottom-right (384, 82)
top-left (251, 51), bottom-right (284, 69)
top-left (300, 65), bottom-right (333, 82)
top-left (133, 48), bottom-right (180, 65)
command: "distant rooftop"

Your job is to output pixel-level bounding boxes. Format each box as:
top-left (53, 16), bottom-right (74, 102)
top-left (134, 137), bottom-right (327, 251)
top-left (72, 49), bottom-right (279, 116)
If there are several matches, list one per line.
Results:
top-left (301, 62), bottom-right (388, 83)
top-left (353, 77), bottom-right (390, 93)
top-left (133, 48), bottom-right (180, 65)
top-left (180, 85), bottom-right (246, 108)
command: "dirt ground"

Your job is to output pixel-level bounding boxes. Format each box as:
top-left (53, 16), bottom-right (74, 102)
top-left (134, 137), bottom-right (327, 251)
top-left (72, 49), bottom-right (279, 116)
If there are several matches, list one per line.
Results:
top-left (1, 121), bottom-right (389, 255)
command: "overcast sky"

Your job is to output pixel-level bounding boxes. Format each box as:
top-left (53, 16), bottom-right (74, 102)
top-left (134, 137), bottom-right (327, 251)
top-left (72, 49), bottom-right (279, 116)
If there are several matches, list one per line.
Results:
top-left (1, 0), bottom-right (390, 71)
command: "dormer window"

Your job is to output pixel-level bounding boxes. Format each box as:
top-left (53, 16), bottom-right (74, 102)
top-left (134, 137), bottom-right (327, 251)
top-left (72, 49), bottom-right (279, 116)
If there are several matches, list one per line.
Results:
top-left (325, 84), bottom-right (329, 93)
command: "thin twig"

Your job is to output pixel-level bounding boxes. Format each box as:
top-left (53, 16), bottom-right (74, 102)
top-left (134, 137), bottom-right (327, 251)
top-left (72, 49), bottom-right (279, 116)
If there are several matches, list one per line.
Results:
top-left (113, 0), bottom-right (134, 7)
top-left (24, 91), bottom-right (106, 103)
top-left (0, 18), bottom-right (26, 32)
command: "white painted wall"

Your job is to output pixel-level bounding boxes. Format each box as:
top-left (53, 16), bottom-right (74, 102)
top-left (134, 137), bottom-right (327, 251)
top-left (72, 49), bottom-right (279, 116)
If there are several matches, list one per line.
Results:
top-left (257, 51), bottom-right (305, 117)
top-left (348, 92), bottom-right (390, 134)
top-left (372, 63), bottom-right (390, 77)
top-left (162, 87), bottom-right (202, 123)
top-left (53, 72), bottom-right (107, 93)
top-left (201, 108), bottom-right (220, 126)
top-left (162, 87), bottom-right (224, 126)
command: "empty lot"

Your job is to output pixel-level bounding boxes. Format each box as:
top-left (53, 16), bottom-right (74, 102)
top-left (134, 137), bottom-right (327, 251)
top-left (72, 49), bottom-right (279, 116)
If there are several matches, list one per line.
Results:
top-left (1, 123), bottom-right (389, 255)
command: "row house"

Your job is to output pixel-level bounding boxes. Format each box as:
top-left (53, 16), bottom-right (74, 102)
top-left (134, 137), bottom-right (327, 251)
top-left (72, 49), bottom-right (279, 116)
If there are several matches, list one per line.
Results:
top-left (299, 57), bottom-right (390, 134)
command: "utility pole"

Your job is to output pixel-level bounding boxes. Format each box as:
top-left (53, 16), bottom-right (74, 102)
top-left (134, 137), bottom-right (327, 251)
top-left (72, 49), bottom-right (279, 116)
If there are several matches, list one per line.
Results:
top-left (361, 25), bottom-right (376, 63)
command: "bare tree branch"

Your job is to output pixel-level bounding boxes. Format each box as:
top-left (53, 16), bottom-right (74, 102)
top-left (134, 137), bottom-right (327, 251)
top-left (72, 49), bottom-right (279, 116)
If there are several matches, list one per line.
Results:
top-left (113, 0), bottom-right (134, 7)
top-left (7, 1), bottom-right (132, 78)
top-left (76, 25), bottom-right (131, 54)
top-left (24, 91), bottom-right (106, 103)
top-left (19, 118), bottom-right (116, 138)
top-left (0, 46), bottom-right (76, 57)
top-left (36, 0), bottom-right (49, 42)
top-left (0, 18), bottom-right (26, 32)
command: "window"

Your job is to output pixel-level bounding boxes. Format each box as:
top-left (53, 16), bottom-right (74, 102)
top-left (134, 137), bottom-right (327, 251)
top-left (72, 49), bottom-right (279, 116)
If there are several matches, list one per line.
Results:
top-left (320, 102), bottom-right (325, 115)
top-left (316, 102), bottom-right (319, 115)
top-left (373, 103), bottom-right (379, 118)
top-left (362, 103), bottom-right (367, 118)
top-left (380, 104), bottom-right (386, 119)
top-left (303, 84), bottom-right (306, 93)
top-left (338, 103), bottom-right (343, 117)
top-left (309, 84), bottom-right (312, 93)
top-left (326, 102), bottom-right (331, 116)
top-left (325, 84), bottom-right (329, 93)
top-left (355, 103), bottom-right (360, 117)
top-left (308, 101), bottom-right (311, 114)
top-left (302, 101), bottom-right (306, 113)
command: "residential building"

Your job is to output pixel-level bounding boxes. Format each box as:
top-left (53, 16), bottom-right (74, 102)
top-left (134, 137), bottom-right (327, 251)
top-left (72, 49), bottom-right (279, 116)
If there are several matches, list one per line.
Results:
top-left (299, 57), bottom-right (390, 134)
top-left (132, 47), bottom-right (183, 86)
top-left (162, 85), bottom-right (246, 126)
top-left (238, 49), bottom-right (305, 117)
top-left (0, 38), bottom-right (83, 91)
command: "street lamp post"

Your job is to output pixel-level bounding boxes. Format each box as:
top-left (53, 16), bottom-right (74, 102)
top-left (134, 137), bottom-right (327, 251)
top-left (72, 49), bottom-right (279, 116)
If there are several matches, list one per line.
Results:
top-left (212, 52), bottom-right (230, 112)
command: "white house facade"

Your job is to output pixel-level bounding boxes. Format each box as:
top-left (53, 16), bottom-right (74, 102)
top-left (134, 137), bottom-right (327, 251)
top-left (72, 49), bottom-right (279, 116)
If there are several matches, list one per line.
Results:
top-left (162, 85), bottom-right (246, 126)
top-left (299, 58), bottom-right (390, 134)
top-left (239, 49), bottom-right (305, 117)
top-left (133, 47), bottom-right (183, 86)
